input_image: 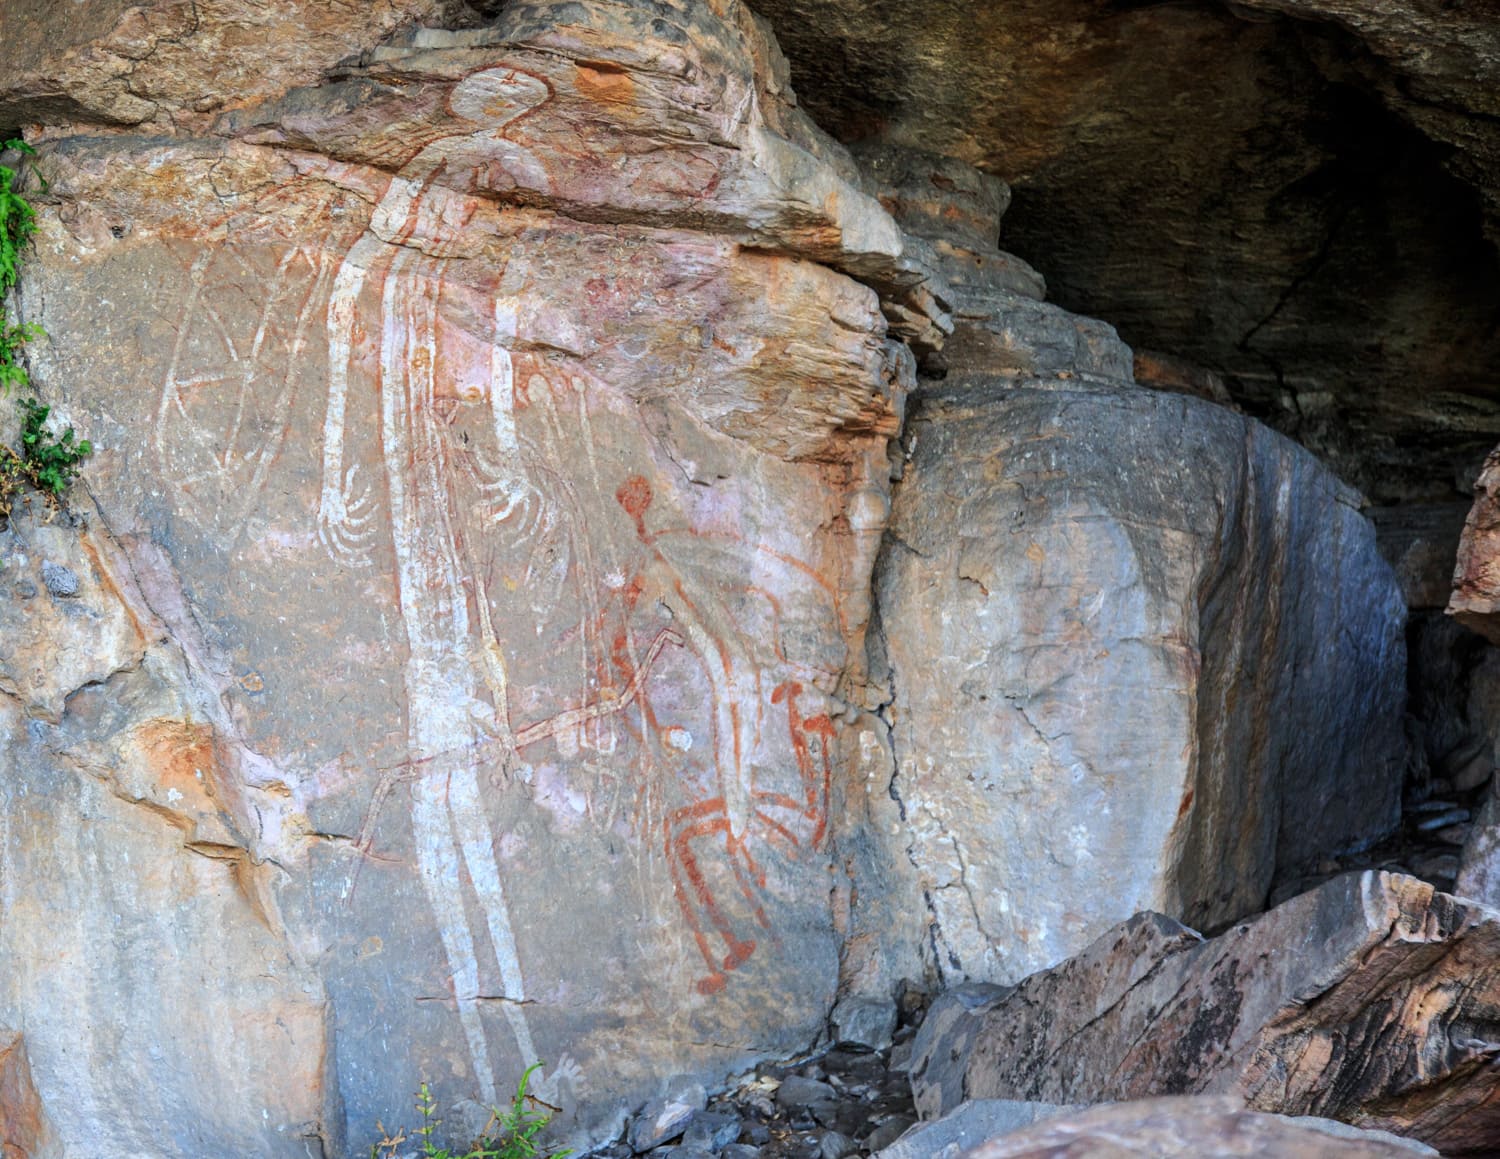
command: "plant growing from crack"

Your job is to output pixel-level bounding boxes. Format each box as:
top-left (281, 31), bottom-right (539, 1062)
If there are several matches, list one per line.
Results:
top-left (1, 137), bottom-right (41, 393)
top-left (369, 1065), bottom-right (572, 1159)
top-left (0, 137), bottom-right (91, 518)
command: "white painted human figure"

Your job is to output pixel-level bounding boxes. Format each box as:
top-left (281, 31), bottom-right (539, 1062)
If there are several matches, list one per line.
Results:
top-left (316, 66), bottom-right (579, 1108)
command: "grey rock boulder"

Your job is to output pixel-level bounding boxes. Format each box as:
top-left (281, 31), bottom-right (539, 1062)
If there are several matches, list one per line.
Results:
top-left (874, 376), bottom-right (1406, 985)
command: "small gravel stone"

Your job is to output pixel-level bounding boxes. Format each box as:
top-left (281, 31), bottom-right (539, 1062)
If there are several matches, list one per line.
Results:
top-left (683, 1110), bottom-right (742, 1151)
top-left (631, 1081), bottom-right (707, 1153)
top-left (776, 1076), bottom-right (836, 1111)
top-left (41, 560), bottom-right (79, 597)
top-left (817, 1129), bottom-right (857, 1159)
top-left (721, 1146), bottom-right (760, 1159)
top-left (862, 1115), bottom-right (917, 1151)
top-left (1416, 808), bottom-right (1470, 831)
top-left (1434, 823), bottom-right (1473, 846)
top-left (13, 578), bottom-right (37, 599)
top-left (740, 1120), bottom-right (772, 1145)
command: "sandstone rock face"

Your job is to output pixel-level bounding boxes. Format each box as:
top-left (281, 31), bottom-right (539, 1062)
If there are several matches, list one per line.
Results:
top-left (960, 1097), bottom-right (1440, 1159)
top-left (1, 2), bottom-right (919, 1153)
top-left (1, 498), bottom-right (333, 1154)
top-left (913, 873), bottom-right (1500, 1157)
top-left (874, 374), bottom-right (1406, 983)
top-left (0, 2), bottom-right (1438, 1154)
top-left (0, 0), bottom-right (477, 131)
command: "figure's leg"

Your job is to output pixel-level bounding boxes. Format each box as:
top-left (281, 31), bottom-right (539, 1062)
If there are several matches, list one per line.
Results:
top-left (670, 590), bottom-right (761, 842)
top-left (383, 242), bottom-right (502, 1103)
top-left (772, 681), bottom-right (834, 847)
top-left (446, 763), bottom-right (539, 1069)
top-left (411, 772), bottom-right (500, 1106)
top-left (665, 799), bottom-right (757, 994)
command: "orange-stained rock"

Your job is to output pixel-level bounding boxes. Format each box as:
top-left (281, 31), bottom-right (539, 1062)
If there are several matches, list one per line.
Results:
top-left (0, 1033), bottom-right (59, 1159)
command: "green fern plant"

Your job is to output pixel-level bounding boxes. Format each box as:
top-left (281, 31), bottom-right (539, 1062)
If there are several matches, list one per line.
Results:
top-left (370, 1065), bottom-right (572, 1159)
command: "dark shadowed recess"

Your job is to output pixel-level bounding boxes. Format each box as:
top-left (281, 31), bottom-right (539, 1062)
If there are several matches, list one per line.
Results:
top-left (749, 0), bottom-right (1500, 506)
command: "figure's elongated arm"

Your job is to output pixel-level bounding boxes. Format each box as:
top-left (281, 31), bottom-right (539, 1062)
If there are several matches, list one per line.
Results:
top-left (474, 298), bottom-right (535, 524)
top-left (317, 231), bottom-right (388, 566)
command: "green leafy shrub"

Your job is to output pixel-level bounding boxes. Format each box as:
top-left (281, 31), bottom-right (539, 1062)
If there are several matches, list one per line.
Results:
top-left (1, 398), bottom-right (92, 517)
top-left (1, 138), bottom-right (40, 396)
top-left (370, 1065), bottom-right (572, 1159)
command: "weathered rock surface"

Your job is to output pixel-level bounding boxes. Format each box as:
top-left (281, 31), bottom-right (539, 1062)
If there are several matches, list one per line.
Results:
top-left (1, 1), bottom-right (922, 1153)
top-left (960, 1097), bottom-right (1439, 1159)
top-left (913, 872), bottom-right (1500, 1156)
top-left (1371, 501), bottom-right (1471, 610)
top-left (1, 497), bottom-right (335, 1154)
top-left (0, 0), bottom-right (478, 131)
top-left (1450, 446), bottom-right (1500, 643)
top-left (874, 372), bottom-right (1406, 983)
top-left (0, 3), bottom-right (1457, 1157)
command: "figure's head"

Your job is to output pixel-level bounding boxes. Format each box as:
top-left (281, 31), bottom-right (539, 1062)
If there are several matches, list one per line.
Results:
top-left (448, 67), bottom-right (550, 128)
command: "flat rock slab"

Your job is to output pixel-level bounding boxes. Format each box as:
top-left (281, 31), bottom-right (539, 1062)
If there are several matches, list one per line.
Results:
top-left (959, 1097), bottom-right (1439, 1158)
top-left (915, 872), bottom-right (1500, 1156)
top-left (875, 1099), bottom-right (1081, 1159)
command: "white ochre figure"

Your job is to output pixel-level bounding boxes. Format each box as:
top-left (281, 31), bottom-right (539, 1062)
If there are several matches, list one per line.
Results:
top-left (318, 65), bottom-right (580, 1110)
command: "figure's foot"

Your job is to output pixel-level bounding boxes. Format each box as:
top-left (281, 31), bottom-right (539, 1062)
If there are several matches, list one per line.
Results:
top-left (722, 938), bottom-right (756, 972)
top-left (696, 971), bottom-right (727, 996)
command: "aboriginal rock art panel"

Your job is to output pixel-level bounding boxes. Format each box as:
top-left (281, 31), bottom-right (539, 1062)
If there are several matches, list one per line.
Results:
top-left (149, 63), bottom-right (859, 1112)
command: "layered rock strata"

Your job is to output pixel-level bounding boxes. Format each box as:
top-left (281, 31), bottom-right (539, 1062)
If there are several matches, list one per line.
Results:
top-left (1450, 446), bottom-right (1500, 643)
top-left (909, 872), bottom-right (1500, 1157)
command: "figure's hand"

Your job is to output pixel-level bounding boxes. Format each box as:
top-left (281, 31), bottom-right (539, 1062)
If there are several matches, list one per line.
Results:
top-left (471, 445), bottom-right (538, 528)
top-left (528, 1053), bottom-right (585, 1106)
top-left (317, 463), bottom-right (377, 566)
